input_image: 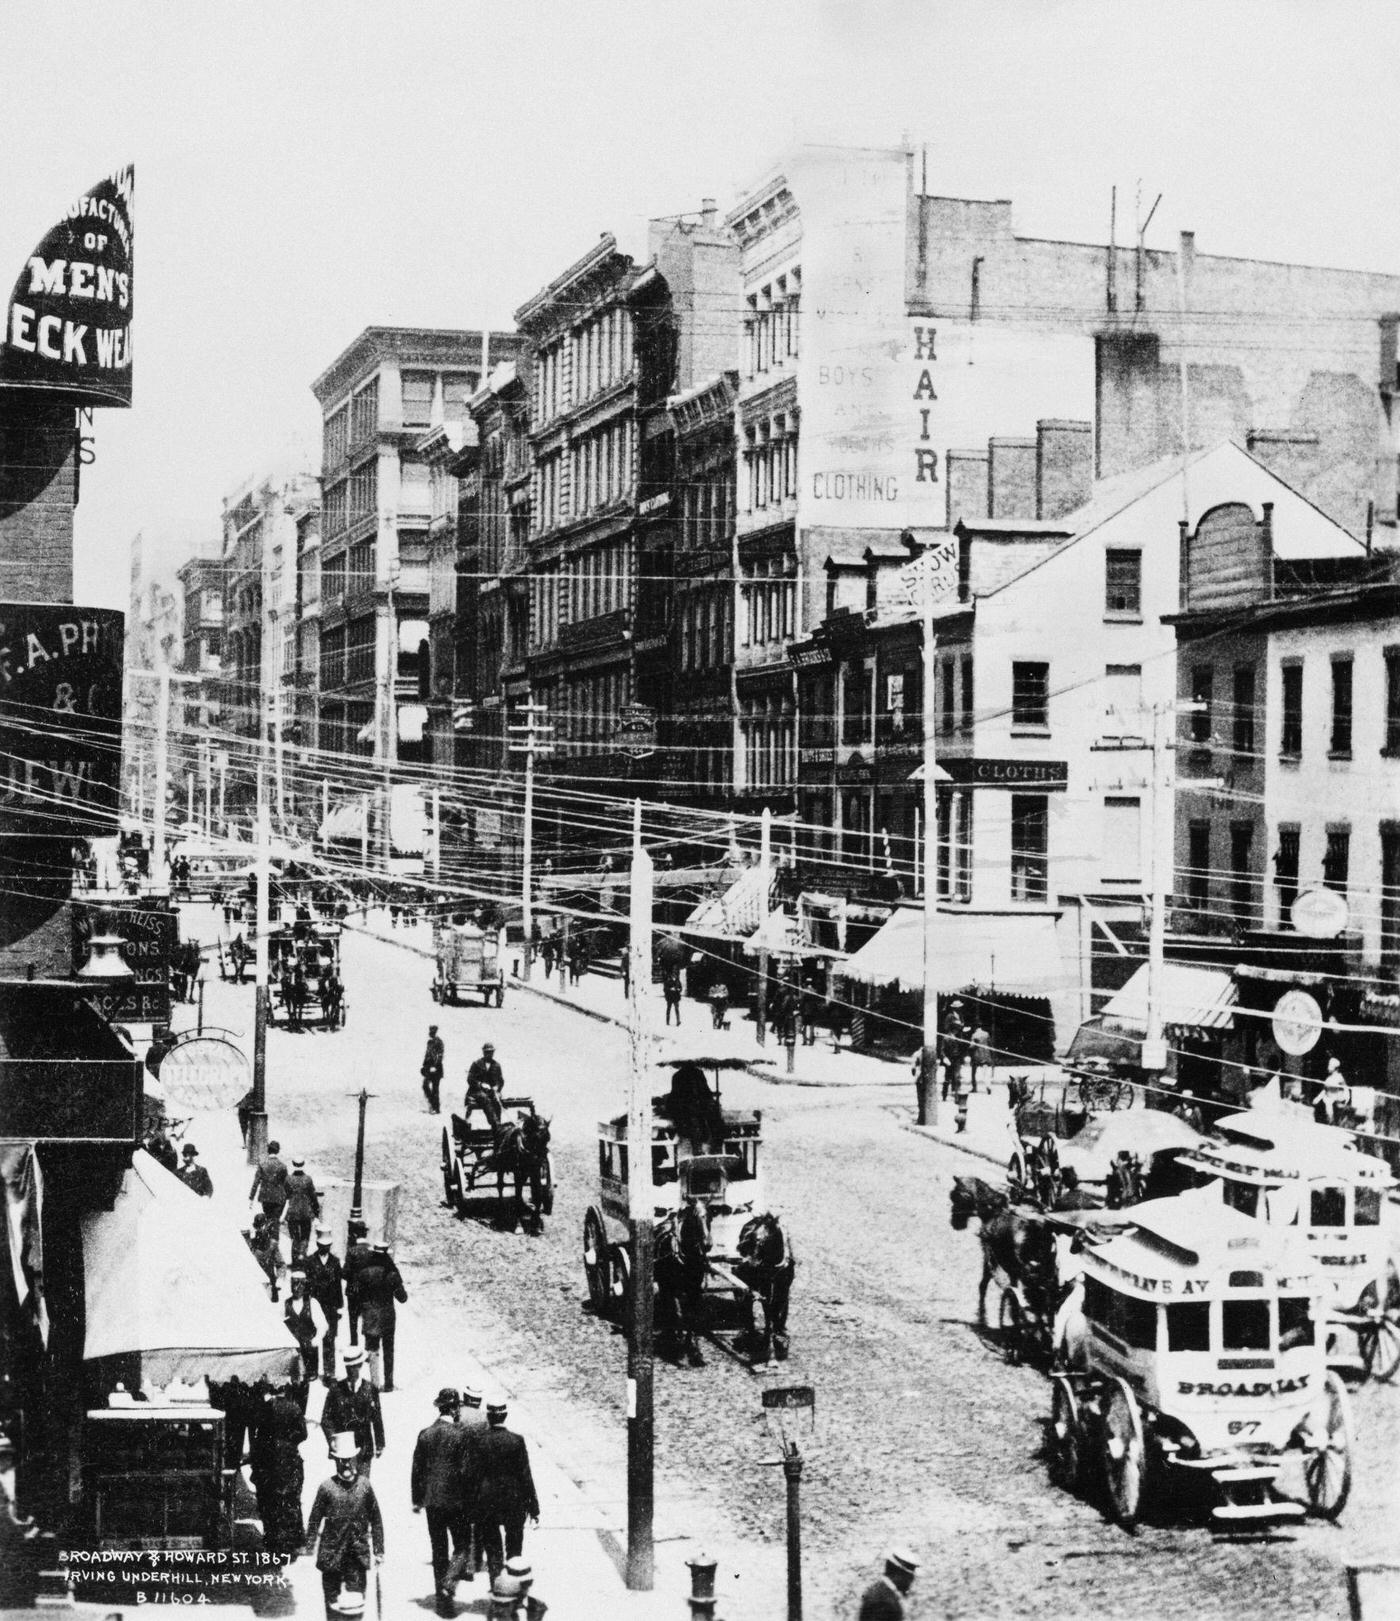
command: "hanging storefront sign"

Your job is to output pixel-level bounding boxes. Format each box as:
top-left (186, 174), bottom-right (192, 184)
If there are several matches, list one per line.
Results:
top-left (1271, 988), bottom-right (1323, 1056)
top-left (939, 758), bottom-right (1069, 789)
top-left (71, 901), bottom-right (177, 1025)
top-left (1289, 886), bottom-right (1349, 940)
top-left (1, 166), bottom-right (134, 408)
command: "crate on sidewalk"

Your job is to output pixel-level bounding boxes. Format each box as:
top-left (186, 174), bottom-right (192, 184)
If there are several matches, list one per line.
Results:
top-left (317, 1179), bottom-right (400, 1258)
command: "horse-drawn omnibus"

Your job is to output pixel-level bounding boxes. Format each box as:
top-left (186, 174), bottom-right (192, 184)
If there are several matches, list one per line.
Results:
top-left (1177, 1106), bottom-right (1399, 1381)
top-left (431, 921), bottom-right (505, 1008)
top-left (266, 922), bottom-right (346, 1030)
top-left (1048, 1186), bottom-right (1354, 1529)
top-left (583, 1057), bottom-right (790, 1362)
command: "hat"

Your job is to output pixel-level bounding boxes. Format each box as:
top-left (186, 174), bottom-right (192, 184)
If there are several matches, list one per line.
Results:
top-left (292, 1156), bottom-right (305, 1167)
top-left (373, 1240), bottom-right (389, 1251)
top-left (460, 1382), bottom-right (482, 1405)
top-left (483, 1042), bottom-right (495, 1053)
top-left (505, 1557), bottom-right (532, 1583)
top-left (485, 1392), bottom-right (508, 1417)
top-left (289, 1267), bottom-right (307, 1280)
top-left (429, 1024), bottom-right (438, 1034)
top-left (342, 1348), bottom-right (365, 1368)
top-left (435, 1387), bottom-right (459, 1412)
top-left (329, 1431), bottom-right (359, 1461)
top-left (1327, 1056), bottom-right (1341, 1072)
top-left (181, 1144), bottom-right (198, 1158)
top-left (315, 1225), bottom-right (332, 1243)
top-left (491, 1575), bottom-right (523, 1601)
top-left (885, 1549), bottom-right (919, 1580)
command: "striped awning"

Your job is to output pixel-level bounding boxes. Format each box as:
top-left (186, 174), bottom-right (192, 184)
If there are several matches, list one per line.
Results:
top-left (839, 907), bottom-right (1069, 996)
top-left (685, 867), bottom-right (770, 940)
top-left (1100, 962), bottom-right (1237, 1033)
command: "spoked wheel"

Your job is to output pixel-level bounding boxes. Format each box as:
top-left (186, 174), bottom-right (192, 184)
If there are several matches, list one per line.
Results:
top-left (440, 1128), bottom-right (460, 1211)
top-left (1049, 1375), bottom-right (1083, 1491)
top-left (1358, 1262), bottom-right (1400, 1384)
top-left (1300, 1369), bottom-right (1354, 1519)
top-left (610, 1243), bottom-right (633, 1337)
top-left (540, 1152), bottom-right (556, 1217)
top-left (999, 1290), bottom-right (1025, 1365)
top-left (1101, 1378), bottom-right (1146, 1528)
top-left (583, 1208), bottom-right (612, 1312)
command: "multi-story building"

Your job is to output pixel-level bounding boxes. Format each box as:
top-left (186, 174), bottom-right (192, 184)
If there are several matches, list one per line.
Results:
top-left (122, 535), bottom-right (184, 826)
top-left (310, 328), bottom-right (517, 776)
top-left (174, 553), bottom-right (224, 829)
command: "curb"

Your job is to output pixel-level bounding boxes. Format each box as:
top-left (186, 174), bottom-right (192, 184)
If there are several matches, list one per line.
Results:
top-left (899, 1118), bottom-right (1010, 1171)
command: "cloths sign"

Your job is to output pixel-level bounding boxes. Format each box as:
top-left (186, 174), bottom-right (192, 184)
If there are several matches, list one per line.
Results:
top-left (1, 166), bottom-right (134, 407)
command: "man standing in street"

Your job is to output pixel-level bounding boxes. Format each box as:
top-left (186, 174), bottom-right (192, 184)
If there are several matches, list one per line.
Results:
top-left (356, 1238), bottom-right (408, 1393)
top-left (304, 1225), bottom-right (344, 1386)
top-left (344, 1217), bottom-right (373, 1347)
top-left (284, 1268), bottom-right (329, 1412)
top-left (412, 1388), bottom-right (470, 1617)
top-left (177, 1143), bottom-right (214, 1198)
top-left (249, 1139), bottom-right (291, 1248)
top-left (285, 1156), bottom-right (321, 1263)
top-left (321, 1347), bottom-right (384, 1477)
top-left (248, 1380), bottom-right (306, 1562)
top-left (421, 1024), bottom-right (446, 1115)
top-left (306, 1432), bottom-right (384, 1618)
top-left (471, 1394), bottom-right (539, 1586)
top-left (858, 1549), bottom-right (919, 1620)
top-left (465, 1043), bottom-right (505, 1132)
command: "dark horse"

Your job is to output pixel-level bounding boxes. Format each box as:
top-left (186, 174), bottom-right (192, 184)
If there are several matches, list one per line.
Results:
top-left (492, 1113), bottom-right (553, 1234)
top-left (735, 1212), bottom-right (794, 1362)
top-left (654, 1199), bottom-right (710, 1366)
top-left (949, 1175), bottom-right (1052, 1325)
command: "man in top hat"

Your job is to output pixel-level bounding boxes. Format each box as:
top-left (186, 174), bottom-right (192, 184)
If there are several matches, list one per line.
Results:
top-left (304, 1225), bottom-right (345, 1386)
top-left (285, 1156), bottom-right (322, 1264)
top-left (307, 1431), bottom-right (384, 1618)
top-left (356, 1238), bottom-right (408, 1393)
top-left (471, 1394), bottom-right (539, 1586)
top-left (858, 1549), bottom-right (919, 1621)
top-left (422, 1025), bottom-right (446, 1115)
top-left (465, 1044), bottom-right (505, 1132)
top-left (321, 1347), bottom-right (384, 1477)
top-left (177, 1143), bottom-right (214, 1198)
top-left (250, 1140), bottom-right (292, 1246)
top-left (412, 1389), bottom-right (469, 1616)
top-left (284, 1268), bottom-right (329, 1412)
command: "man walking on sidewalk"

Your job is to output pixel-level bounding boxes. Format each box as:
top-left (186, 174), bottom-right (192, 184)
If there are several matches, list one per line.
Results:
top-left (304, 1225), bottom-right (344, 1385)
top-left (249, 1140), bottom-right (291, 1246)
top-left (357, 1239), bottom-right (408, 1392)
top-left (285, 1156), bottom-right (321, 1263)
top-left (421, 1024), bottom-right (446, 1114)
top-left (307, 1432), bottom-right (384, 1618)
top-left (284, 1269), bottom-right (329, 1411)
top-left (472, 1395), bottom-right (539, 1586)
top-left (321, 1347), bottom-right (384, 1477)
top-left (412, 1388), bottom-right (471, 1617)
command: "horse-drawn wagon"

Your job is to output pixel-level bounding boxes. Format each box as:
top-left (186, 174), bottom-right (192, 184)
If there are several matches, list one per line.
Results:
top-left (1177, 1106), bottom-right (1400, 1382)
top-left (583, 1057), bottom-right (792, 1363)
top-left (441, 1097), bottom-right (553, 1230)
top-left (266, 922), bottom-right (345, 1030)
top-left (1047, 1186), bottom-right (1354, 1529)
top-left (431, 921), bottom-right (505, 1008)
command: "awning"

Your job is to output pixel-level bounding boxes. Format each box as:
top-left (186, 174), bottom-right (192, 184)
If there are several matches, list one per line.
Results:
top-left (685, 867), bottom-right (770, 940)
top-left (319, 795), bottom-right (372, 841)
top-left (741, 909), bottom-right (845, 959)
top-left (839, 907), bottom-right (1069, 996)
top-left (1100, 962), bottom-right (1237, 1033)
top-left (82, 1152), bottom-right (298, 1385)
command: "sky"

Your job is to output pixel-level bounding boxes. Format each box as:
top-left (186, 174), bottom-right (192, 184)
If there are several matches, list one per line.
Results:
top-left (4, 0), bottom-right (1400, 610)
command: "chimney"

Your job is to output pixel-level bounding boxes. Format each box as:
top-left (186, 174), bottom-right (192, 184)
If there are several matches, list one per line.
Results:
top-left (1380, 312), bottom-right (1400, 397)
top-left (1036, 419), bottom-right (1093, 519)
top-left (987, 437), bottom-right (1037, 520)
top-left (1179, 230), bottom-right (1195, 280)
top-left (700, 197), bottom-right (717, 228)
top-left (945, 449), bottom-right (990, 530)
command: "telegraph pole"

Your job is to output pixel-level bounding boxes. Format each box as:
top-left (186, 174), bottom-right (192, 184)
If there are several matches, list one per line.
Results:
top-left (918, 550), bottom-right (940, 1127)
top-left (626, 799), bottom-right (655, 1590)
top-left (154, 666), bottom-right (170, 880)
top-left (756, 807), bottom-right (772, 1044)
top-left (248, 790), bottom-right (271, 1164)
top-left (508, 700), bottom-right (552, 982)
top-left (381, 565), bottom-right (399, 871)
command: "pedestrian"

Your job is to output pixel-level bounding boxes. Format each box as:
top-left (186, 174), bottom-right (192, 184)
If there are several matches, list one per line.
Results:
top-left (858, 1548), bottom-right (919, 1620)
top-left (230, 932), bottom-right (250, 983)
top-left (304, 1224), bottom-right (345, 1385)
top-left (171, 950), bottom-right (188, 1004)
top-left (144, 1117), bottom-right (179, 1176)
top-left (249, 1139), bottom-right (291, 1247)
top-left (799, 979), bottom-right (819, 1046)
top-left (503, 1557), bottom-right (548, 1621)
top-left (566, 933), bottom-right (583, 985)
top-left (283, 1156), bottom-right (321, 1262)
top-left (246, 1214), bottom-right (283, 1301)
top-left (177, 1143), bottom-right (214, 1198)
top-left (357, 1238), bottom-right (408, 1392)
top-left (284, 1268), bottom-right (329, 1410)
top-left (449, 1381), bottom-right (490, 1586)
top-left (940, 1000), bottom-right (968, 1101)
top-left (344, 1218), bottom-right (373, 1347)
top-left (707, 978), bottom-right (729, 1031)
top-left (663, 970), bottom-right (683, 1027)
top-left (321, 1347), bottom-right (385, 1478)
top-left (1316, 1056), bottom-right (1351, 1126)
top-left (208, 1374), bottom-right (254, 1474)
top-left (412, 1388), bottom-right (470, 1617)
top-left (307, 1431), bottom-right (384, 1618)
top-left (471, 1394), bottom-right (539, 1587)
top-left (248, 1381), bottom-right (307, 1561)
top-left (968, 1024), bottom-right (992, 1092)
top-left (144, 1025), bottom-right (173, 1080)
top-left (422, 1024), bottom-right (446, 1115)
top-left (466, 1043), bottom-right (505, 1132)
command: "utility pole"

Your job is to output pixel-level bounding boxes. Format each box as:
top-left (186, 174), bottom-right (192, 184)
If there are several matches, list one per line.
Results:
top-left (431, 785), bottom-right (441, 880)
top-left (508, 700), bottom-right (552, 982)
top-left (756, 807), bottom-right (772, 1044)
top-left (919, 549), bottom-right (940, 1127)
top-left (626, 799), bottom-right (655, 1590)
top-left (381, 565), bottom-right (399, 871)
top-left (154, 666), bottom-right (170, 880)
top-left (248, 791), bottom-right (271, 1165)
top-left (273, 691), bottom-right (286, 832)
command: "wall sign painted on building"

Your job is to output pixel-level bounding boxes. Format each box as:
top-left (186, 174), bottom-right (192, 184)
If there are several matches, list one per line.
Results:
top-left (940, 758), bottom-right (1069, 789)
top-left (1, 166), bottom-right (134, 407)
top-left (72, 900), bottom-right (177, 1025)
top-left (1271, 988), bottom-right (1323, 1056)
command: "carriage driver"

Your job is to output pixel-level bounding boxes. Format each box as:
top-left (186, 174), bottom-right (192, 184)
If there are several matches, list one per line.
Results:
top-left (466, 1044), bottom-right (506, 1131)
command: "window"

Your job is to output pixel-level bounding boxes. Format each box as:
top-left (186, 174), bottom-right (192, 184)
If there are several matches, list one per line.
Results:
top-left (939, 656), bottom-right (956, 735)
top-left (1323, 826), bottom-right (1350, 893)
top-left (442, 372), bottom-right (476, 422)
top-left (1221, 1299), bottom-right (1270, 1352)
top-left (1386, 650), bottom-right (1400, 753)
top-left (324, 480), bottom-right (347, 538)
top-left (1190, 664), bottom-right (1214, 744)
top-left (323, 405), bottom-right (348, 469)
top-left (350, 378), bottom-right (378, 445)
top-left (1102, 797), bottom-right (1141, 881)
top-left (1223, 1180), bottom-right (1261, 1217)
top-left (1310, 1186), bottom-right (1347, 1228)
top-left (960, 654), bottom-right (974, 733)
top-left (349, 460), bottom-right (377, 522)
top-left (1280, 661), bottom-right (1303, 755)
top-left (886, 673), bottom-right (905, 733)
top-left (1382, 826), bottom-right (1400, 969)
top-left (1187, 820), bottom-right (1211, 911)
top-left (1083, 1279), bottom-right (1157, 1349)
top-left (1232, 665), bottom-right (1256, 757)
top-left (953, 791), bottom-right (972, 902)
top-left (401, 370), bottom-right (434, 427)
top-left (1105, 549), bottom-right (1141, 616)
top-left (1330, 657), bottom-right (1353, 756)
top-left (1166, 1301), bottom-right (1211, 1353)
top-left (1355, 1185), bottom-right (1382, 1227)
top-left (1274, 824), bottom-right (1300, 922)
top-left (1103, 664), bottom-right (1142, 733)
top-left (1278, 1297), bottom-right (1315, 1351)
top-left (1010, 795), bottom-right (1048, 903)
top-left (1229, 821), bottom-right (1255, 928)
top-left (1011, 661), bottom-right (1049, 729)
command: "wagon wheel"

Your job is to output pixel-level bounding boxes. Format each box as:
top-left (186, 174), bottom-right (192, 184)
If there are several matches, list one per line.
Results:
top-left (1300, 1369), bottom-right (1354, 1519)
top-left (999, 1290), bottom-right (1025, 1365)
top-left (609, 1242), bottom-right (633, 1336)
top-left (440, 1128), bottom-right (461, 1212)
top-left (1101, 1378), bottom-right (1146, 1528)
top-left (1358, 1261), bottom-right (1400, 1384)
top-left (1049, 1375), bottom-right (1084, 1491)
top-left (583, 1207), bottom-right (612, 1313)
top-left (1007, 1150), bottom-right (1027, 1192)
top-left (540, 1152), bottom-right (555, 1217)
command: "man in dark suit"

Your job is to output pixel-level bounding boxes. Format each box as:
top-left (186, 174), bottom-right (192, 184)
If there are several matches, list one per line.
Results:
top-left (421, 1025), bottom-right (446, 1115)
top-left (471, 1395), bottom-right (539, 1585)
top-left (356, 1240), bottom-right (408, 1392)
top-left (412, 1389), bottom-right (469, 1616)
top-left (303, 1225), bottom-right (344, 1385)
top-left (343, 1218), bottom-right (373, 1346)
top-left (858, 1549), bottom-right (918, 1621)
top-left (320, 1347), bottom-right (384, 1478)
top-left (465, 1044), bottom-right (505, 1131)
top-left (249, 1140), bottom-right (291, 1246)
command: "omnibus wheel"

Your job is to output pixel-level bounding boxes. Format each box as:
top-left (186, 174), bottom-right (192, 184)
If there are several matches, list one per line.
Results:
top-left (1049, 1376), bottom-right (1083, 1491)
top-left (583, 1208), bottom-right (611, 1312)
top-left (1301, 1369), bottom-right (1354, 1519)
top-left (999, 1290), bottom-right (1025, 1365)
top-left (1358, 1262), bottom-right (1400, 1384)
top-left (1101, 1378), bottom-right (1145, 1528)
top-left (441, 1128), bottom-right (461, 1213)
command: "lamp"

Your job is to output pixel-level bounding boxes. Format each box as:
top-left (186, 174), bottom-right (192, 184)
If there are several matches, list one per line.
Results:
top-left (77, 919), bottom-right (135, 982)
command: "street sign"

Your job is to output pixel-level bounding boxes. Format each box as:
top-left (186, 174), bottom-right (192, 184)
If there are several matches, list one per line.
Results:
top-left (616, 703), bottom-right (658, 760)
top-left (892, 535), bottom-right (960, 610)
top-left (1271, 988), bottom-right (1323, 1056)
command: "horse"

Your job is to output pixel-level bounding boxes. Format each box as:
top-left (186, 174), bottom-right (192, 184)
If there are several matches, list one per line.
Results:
top-left (319, 972), bottom-right (343, 1027)
top-left (735, 1212), bottom-right (795, 1362)
top-left (491, 1112), bottom-right (553, 1234)
top-left (948, 1175), bottom-right (1009, 1232)
top-left (654, 1199), bottom-right (711, 1366)
top-left (948, 1176), bottom-right (1052, 1326)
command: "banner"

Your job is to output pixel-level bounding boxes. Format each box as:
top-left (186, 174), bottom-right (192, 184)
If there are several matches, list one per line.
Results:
top-left (0, 165), bottom-right (134, 407)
